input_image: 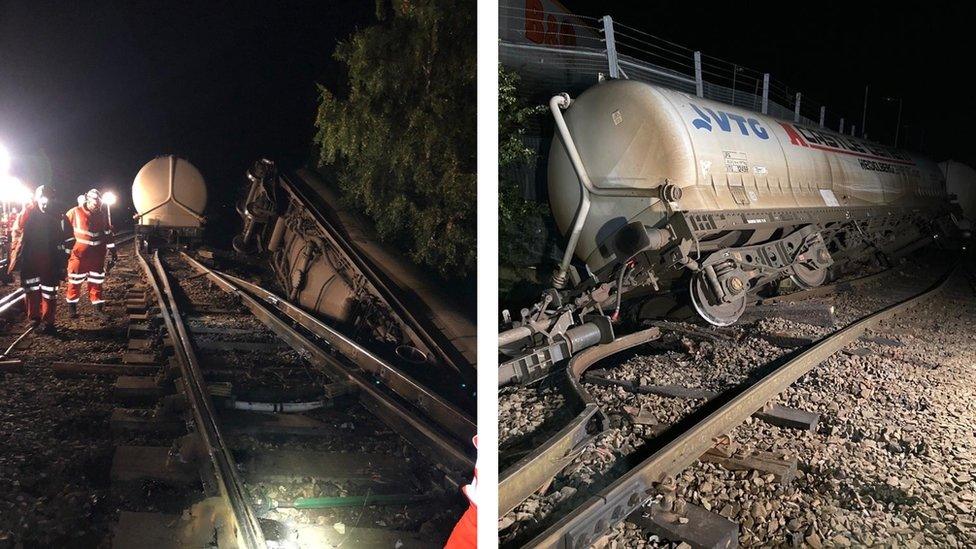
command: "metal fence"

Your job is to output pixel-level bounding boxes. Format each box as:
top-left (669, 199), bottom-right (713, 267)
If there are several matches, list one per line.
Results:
top-left (499, 6), bottom-right (858, 133)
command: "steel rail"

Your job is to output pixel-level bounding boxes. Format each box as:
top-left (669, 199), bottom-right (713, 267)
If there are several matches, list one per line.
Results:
top-left (177, 252), bottom-right (475, 476)
top-left (136, 248), bottom-right (266, 548)
top-left (180, 251), bottom-right (475, 447)
top-left (499, 328), bottom-right (660, 517)
top-left (524, 263), bottom-right (956, 548)
top-left (281, 172), bottom-right (476, 385)
top-left (0, 288), bottom-right (25, 315)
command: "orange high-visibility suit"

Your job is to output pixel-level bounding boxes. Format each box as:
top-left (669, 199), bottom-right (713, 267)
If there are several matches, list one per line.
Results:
top-left (445, 436), bottom-right (477, 548)
top-left (65, 205), bottom-right (114, 304)
top-left (8, 202), bottom-right (65, 324)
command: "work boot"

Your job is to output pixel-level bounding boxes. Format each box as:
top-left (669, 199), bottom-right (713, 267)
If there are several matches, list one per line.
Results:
top-left (93, 302), bottom-right (110, 320)
top-left (28, 319), bottom-right (41, 330)
top-left (68, 302), bottom-right (79, 318)
top-left (40, 322), bottom-right (57, 336)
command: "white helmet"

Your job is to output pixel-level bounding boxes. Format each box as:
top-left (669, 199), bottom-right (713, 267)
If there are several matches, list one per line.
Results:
top-left (35, 185), bottom-right (51, 212)
top-left (84, 188), bottom-right (102, 210)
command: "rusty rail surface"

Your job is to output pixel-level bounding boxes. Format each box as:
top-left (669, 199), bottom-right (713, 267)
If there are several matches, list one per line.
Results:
top-left (499, 328), bottom-right (660, 517)
top-left (516, 263), bottom-right (955, 548)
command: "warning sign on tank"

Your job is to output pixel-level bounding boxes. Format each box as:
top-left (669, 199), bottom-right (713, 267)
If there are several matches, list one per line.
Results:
top-left (723, 151), bottom-right (748, 174)
top-left (819, 189), bottom-right (840, 207)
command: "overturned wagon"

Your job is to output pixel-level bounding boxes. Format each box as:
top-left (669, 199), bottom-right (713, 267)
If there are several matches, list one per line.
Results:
top-left (235, 160), bottom-right (476, 405)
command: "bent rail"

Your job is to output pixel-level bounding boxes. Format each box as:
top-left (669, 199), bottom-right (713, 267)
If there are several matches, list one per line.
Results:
top-left (524, 262), bottom-right (957, 548)
top-left (179, 252), bottom-right (475, 476)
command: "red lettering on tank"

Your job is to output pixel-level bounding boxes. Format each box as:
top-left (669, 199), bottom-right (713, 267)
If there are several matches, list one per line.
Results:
top-left (525, 0), bottom-right (545, 43)
top-left (778, 122), bottom-right (808, 147)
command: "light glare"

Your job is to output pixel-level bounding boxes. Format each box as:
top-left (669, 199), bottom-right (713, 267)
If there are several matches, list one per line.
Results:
top-left (0, 175), bottom-right (32, 204)
top-left (0, 144), bottom-right (10, 174)
top-left (103, 191), bottom-right (118, 206)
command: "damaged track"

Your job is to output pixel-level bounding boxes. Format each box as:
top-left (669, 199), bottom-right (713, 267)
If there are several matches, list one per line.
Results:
top-left (500, 256), bottom-right (962, 547)
top-left (122, 245), bottom-right (474, 547)
top-left (0, 234), bottom-right (472, 547)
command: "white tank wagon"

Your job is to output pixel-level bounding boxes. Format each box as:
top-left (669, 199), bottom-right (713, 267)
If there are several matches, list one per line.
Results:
top-left (940, 160), bottom-right (976, 225)
top-left (131, 155), bottom-right (207, 237)
top-left (499, 79), bottom-right (958, 384)
top-left (233, 160), bottom-right (477, 405)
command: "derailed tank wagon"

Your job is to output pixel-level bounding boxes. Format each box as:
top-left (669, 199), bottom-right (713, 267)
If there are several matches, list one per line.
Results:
top-left (235, 160), bottom-right (477, 406)
top-left (131, 155), bottom-right (207, 241)
top-left (500, 79), bottom-right (961, 384)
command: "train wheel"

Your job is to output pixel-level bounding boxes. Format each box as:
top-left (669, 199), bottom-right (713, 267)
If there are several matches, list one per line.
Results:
top-left (232, 234), bottom-right (257, 254)
top-left (689, 270), bottom-right (746, 326)
top-left (791, 261), bottom-right (829, 289)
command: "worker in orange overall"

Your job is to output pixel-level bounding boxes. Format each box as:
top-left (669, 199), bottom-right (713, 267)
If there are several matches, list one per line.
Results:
top-left (8, 185), bottom-right (67, 334)
top-left (65, 189), bottom-right (116, 319)
top-left (445, 436), bottom-right (477, 548)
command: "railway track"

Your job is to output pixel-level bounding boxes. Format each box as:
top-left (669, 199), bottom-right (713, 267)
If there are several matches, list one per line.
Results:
top-left (0, 234), bottom-right (472, 547)
top-left (128, 244), bottom-right (472, 546)
top-left (499, 253), bottom-right (962, 547)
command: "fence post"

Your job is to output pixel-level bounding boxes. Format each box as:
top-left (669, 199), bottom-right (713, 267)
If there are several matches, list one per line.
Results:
top-left (761, 73), bottom-right (769, 115)
top-left (839, 117), bottom-right (845, 134)
top-left (694, 51), bottom-right (703, 98)
top-left (602, 16), bottom-right (620, 79)
top-left (819, 106), bottom-right (826, 127)
top-left (794, 92), bottom-right (802, 123)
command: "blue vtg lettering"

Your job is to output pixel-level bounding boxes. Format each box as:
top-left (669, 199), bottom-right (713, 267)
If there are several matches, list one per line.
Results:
top-left (690, 104), bottom-right (769, 140)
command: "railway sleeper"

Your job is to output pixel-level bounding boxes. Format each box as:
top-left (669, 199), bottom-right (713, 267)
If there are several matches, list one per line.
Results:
top-left (628, 500), bottom-right (739, 549)
top-left (110, 444), bottom-right (200, 487)
top-left (110, 408), bottom-right (187, 436)
top-left (700, 446), bottom-right (799, 484)
top-left (113, 499), bottom-right (239, 549)
top-left (584, 371), bottom-right (820, 432)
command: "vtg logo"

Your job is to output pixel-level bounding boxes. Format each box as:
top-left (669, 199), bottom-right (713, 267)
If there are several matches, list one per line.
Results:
top-left (690, 104), bottom-right (769, 140)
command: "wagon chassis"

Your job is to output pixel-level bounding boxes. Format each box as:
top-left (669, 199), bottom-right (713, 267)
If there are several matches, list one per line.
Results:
top-left (499, 202), bottom-right (949, 385)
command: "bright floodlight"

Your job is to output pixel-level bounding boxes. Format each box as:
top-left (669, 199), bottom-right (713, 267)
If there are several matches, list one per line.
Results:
top-left (14, 179), bottom-right (32, 204)
top-left (1, 175), bottom-right (31, 204)
top-left (0, 144), bottom-right (10, 174)
top-left (103, 191), bottom-right (118, 206)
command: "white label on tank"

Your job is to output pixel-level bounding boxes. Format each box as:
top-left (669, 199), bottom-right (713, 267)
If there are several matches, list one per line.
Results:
top-left (723, 150), bottom-right (749, 174)
top-left (753, 165), bottom-right (768, 176)
top-left (612, 110), bottom-right (623, 126)
top-left (747, 190), bottom-right (759, 202)
top-left (820, 189), bottom-right (840, 207)
top-left (701, 160), bottom-right (712, 175)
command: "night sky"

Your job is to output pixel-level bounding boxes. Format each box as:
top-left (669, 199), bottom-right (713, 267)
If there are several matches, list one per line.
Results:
top-left (4, 1), bottom-right (975, 227)
top-left (0, 1), bottom-right (374, 235)
top-left (562, 1), bottom-right (976, 167)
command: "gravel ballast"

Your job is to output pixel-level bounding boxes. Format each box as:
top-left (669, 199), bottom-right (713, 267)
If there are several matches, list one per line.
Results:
top-left (500, 256), bottom-right (976, 547)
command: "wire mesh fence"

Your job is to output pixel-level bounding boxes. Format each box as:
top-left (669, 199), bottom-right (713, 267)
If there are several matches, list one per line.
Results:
top-left (499, 5), bottom-right (856, 131)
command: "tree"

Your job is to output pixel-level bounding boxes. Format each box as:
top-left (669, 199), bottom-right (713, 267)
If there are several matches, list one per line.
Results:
top-left (314, 0), bottom-right (475, 280)
top-left (498, 65), bottom-right (548, 267)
